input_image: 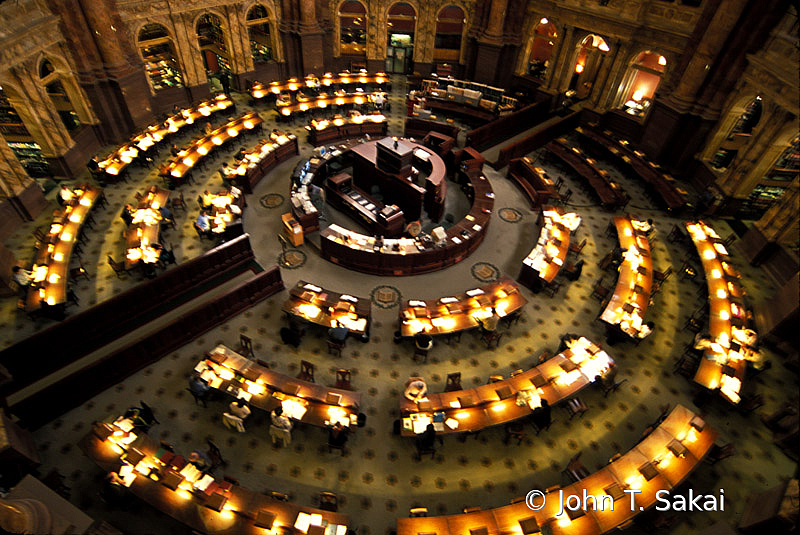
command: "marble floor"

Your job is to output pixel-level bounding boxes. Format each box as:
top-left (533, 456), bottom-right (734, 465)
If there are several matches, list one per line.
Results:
top-left (2, 75), bottom-right (796, 535)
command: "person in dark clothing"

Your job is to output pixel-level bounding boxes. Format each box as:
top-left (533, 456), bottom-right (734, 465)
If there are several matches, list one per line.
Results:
top-left (532, 398), bottom-right (551, 430)
top-left (170, 144), bottom-right (180, 157)
top-left (234, 147), bottom-right (247, 161)
top-left (120, 204), bottom-right (134, 226)
top-left (417, 423), bottom-right (437, 452)
top-left (557, 333), bottom-right (580, 353)
top-left (328, 422), bottom-right (349, 452)
top-left (189, 376), bottom-right (210, 397)
top-left (220, 74), bottom-right (231, 95)
top-left (87, 156), bottom-right (99, 172)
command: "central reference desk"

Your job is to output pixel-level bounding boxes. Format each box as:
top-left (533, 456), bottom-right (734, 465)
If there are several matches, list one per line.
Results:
top-left (397, 404), bottom-right (715, 534)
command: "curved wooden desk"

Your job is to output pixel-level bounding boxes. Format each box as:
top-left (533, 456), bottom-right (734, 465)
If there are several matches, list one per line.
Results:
top-left (98, 95), bottom-right (233, 178)
top-left (125, 187), bottom-right (170, 269)
top-left (519, 207), bottom-right (581, 288)
top-left (399, 337), bottom-right (612, 436)
top-left (277, 92), bottom-right (387, 118)
top-left (685, 221), bottom-right (754, 404)
top-left (306, 113), bottom-right (388, 145)
top-left (283, 280), bottom-right (371, 338)
top-left (227, 132), bottom-right (298, 193)
top-left (396, 404), bottom-right (716, 535)
top-left (161, 113), bottom-right (263, 179)
top-left (599, 217), bottom-right (653, 337)
top-left (507, 157), bottom-right (561, 209)
top-left (576, 126), bottom-right (688, 212)
top-left (251, 72), bottom-right (389, 100)
top-left (398, 276), bottom-right (527, 338)
top-left (80, 416), bottom-right (349, 534)
top-left (546, 139), bottom-right (627, 210)
top-left (313, 139), bottom-right (489, 276)
top-left (26, 186), bottom-right (102, 312)
top-left (199, 344), bottom-right (362, 428)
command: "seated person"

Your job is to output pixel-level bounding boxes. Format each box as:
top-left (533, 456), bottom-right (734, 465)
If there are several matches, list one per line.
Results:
top-left (532, 398), bottom-right (552, 430)
top-left (414, 332), bottom-right (433, 351)
top-left (12, 266), bottom-right (33, 288)
top-left (478, 308), bottom-right (500, 332)
top-left (234, 147), bottom-right (247, 162)
top-left (203, 122), bottom-right (213, 135)
top-left (195, 211), bottom-right (212, 235)
top-left (328, 422), bottom-right (349, 450)
top-left (87, 156), bottom-right (100, 173)
top-left (188, 450), bottom-right (211, 470)
top-left (159, 205), bottom-right (174, 223)
top-left (565, 259), bottom-right (585, 281)
top-left (229, 400), bottom-right (251, 420)
top-left (270, 406), bottom-right (293, 446)
top-left (557, 332), bottom-right (580, 353)
top-left (188, 375), bottom-right (211, 398)
top-left (404, 376), bottom-right (427, 402)
top-left (58, 185), bottom-right (74, 206)
top-left (101, 470), bottom-right (128, 507)
top-left (170, 144), bottom-right (180, 157)
top-left (201, 190), bottom-right (214, 209)
top-left (328, 324), bottom-right (349, 344)
top-left (120, 204), bottom-right (134, 226)
top-left (373, 92), bottom-right (385, 109)
top-left (152, 243), bottom-right (175, 265)
top-left (417, 423), bottom-right (438, 452)
top-left (637, 321), bottom-right (655, 339)
top-left (220, 162), bottom-right (234, 181)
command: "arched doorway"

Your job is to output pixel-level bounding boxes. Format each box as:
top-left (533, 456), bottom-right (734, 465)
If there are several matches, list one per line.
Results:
top-left (246, 4), bottom-right (275, 64)
top-left (339, 0), bottom-right (367, 58)
top-left (615, 51), bottom-right (666, 118)
top-left (40, 59), bottom-right (81, 132)
top-left (711, 95), bottom-right (763, 171)
top-left (196, 13), bottom-right (232, 93)
top-left (434, 5), bottom-right (466, 64)
top-left (527, 17), bottom-right (558, 80)
top-left (0, 86), bottom-right (50, 178)
top-left (741, 134), bottom-right (799, 218)
top-left (569, 34), bottom-right (610, 99)
top-left (386, 2), bottom-right (416, 74)
top-left (137, 23), bottom-right (184, 92)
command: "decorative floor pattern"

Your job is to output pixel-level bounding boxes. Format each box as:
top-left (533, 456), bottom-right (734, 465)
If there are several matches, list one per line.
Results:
top-left (1, 75), bottom-right (795, 535)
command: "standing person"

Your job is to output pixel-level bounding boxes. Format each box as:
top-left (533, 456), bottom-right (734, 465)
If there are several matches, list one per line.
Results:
top-left (270, 406), bottom-right (292, 447)
top-left (220, 73), bottom-right (231, 95)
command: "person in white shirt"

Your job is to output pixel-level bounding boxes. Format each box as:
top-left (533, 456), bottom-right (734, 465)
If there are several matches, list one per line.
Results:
top-left (229, 400), bottom-right (251, 420)
top-left (637, 321), bottom-right (655, 339)
top-left (373, 93), bottom-right (385, 109)
top-left (270, 406), bottom-right (292, 446)
top-left (404, 376), bottom-right (427, 402)
top-left (59, 185), bottom-right (74, 205)
top-left (12, 266), bottom-right (32, 287)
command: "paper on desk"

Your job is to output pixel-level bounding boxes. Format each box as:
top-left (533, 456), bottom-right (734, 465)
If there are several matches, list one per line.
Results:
top-left (445, 418), bottom-right (459, 430)
top-left (237, 390), bottom-right (252, 402)
top-left (194, 474), bottom-right (214, 491)
top-left (433, 422), bottom-right (444, 432)
top-left (194, 361), bottom-right (209, 373)
top-left (115, 418), bottom-right (135, 432)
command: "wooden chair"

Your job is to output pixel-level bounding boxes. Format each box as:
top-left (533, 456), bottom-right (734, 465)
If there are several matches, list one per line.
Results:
top-left (488, 375), bottom-right (504, 383)
top-left (568, 238), bottom-right (587, 256)
top-left (237, 334), bottom-right (254, 358)
top-left (704, 443), bottom-right (735, 465)
top-left (327, 339), bottom-right (345, 357)
top-left (679, 260), bottom-right (698, 282)
top-left (543, 279), bottom-right (562, 297)
top-left (667, 224), bottom-right (686, 243)
top-left (562, 452), bottom-right (590, 482)
top-left (206, 439), bottom-right (227, 473)
top-left (409, 507), bottom-right (428, 517)
top-left (444, 372), bottom-right (462, 392)
top-left (33, 226), bottom-right (46, 242)
top-left (297, 360), bottom-right (315, 382)
top-left (503, 421), bottom-right (528, 445)
top-left (186, 388), bottom-right (209, 407)
top-left (653, 266), bottom-right (672, 284)
top-left (69, 256), bottom-right (90, 281)
top-left (563, 397), bottom-right (588, 419)
top-left (318, 492), bottom-right (338, 512)
top-left (334, 369), bottom-right (352, 390)
top-left (171, 191), bottom-right (187, 212)
top-left (480, 327), bottom-right (503, 349)
top-left (107, 255), bottom-right (128, 278)
top-left (560, 189), bottom-right (573, 204)
top-left (673, 352), bottom-right (699, 378)
top-left (269, 491), bottom-right (290, 502)
top-left (600, 378), bottom-right (628, 397)
top-left (590, 278), bottom-right (609, 301)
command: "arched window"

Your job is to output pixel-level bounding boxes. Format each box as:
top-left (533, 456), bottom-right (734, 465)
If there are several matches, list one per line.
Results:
top-left (247, 4), bottom-right (273, 64)
top-left (0, 86), bottom-right (49, 177)
top-left (387, 2), bottom-right (416, 74)
top-left (527, 17), bottom-right (557, 79)
top-left (711, 95), bottom-right (763, 170)
top-left (339, 0), bottom-right (367, 56)
top-left (138, 23), bottom-right (184, 91)
top-left (39, 59), bottom-right (81, 131)
top-left (197, 13), bottom-right (232, 89)
top-left (570, 34), bottom-right (610, 99)
top-left (617, 51), bottom-right (666, 117)
top-left (434, 5), bottom-right (465, 61)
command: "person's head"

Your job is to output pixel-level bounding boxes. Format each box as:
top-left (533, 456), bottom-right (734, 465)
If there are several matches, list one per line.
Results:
top-left (200, 211), bottom-right (207, 217)
top-left (541, 398), bottom-right (549, 407)
top-left (274, 407), bottom-right (283, 417)
top-left (12, 266), bottom-right (21, 273)
top-left (222, 162), bottom-right (228, 168)
top-left (426, 423), bottom-right (434, 432)
top-left (647, 218), bottom-right (653, 225)
top-left (125, 203), bottom-right (133, 210)
top-left (234, 400), bottom-right (245, 408)
top-left (62, 184), bottom-right (69, 189)
top-left (645, 321), bottom-right (655, 330)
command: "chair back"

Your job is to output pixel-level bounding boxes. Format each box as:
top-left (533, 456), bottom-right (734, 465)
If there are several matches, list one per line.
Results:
top-left (409, 507), bottom-right (428, 517)
top-left (445, 372), bottom-right (462, 391)
top-left (239, 334), bottom-right (253, 356)
top-left (223, 412), bottom-right (246, 432)
top-left (335, 369), bottom-right (352, 390)
top-left (299, 360), bottom-right (315, 382)
top-left (319, 492), bottom-right (338, 512)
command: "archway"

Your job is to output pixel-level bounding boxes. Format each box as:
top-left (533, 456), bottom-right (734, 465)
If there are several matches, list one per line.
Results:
top-left (386, 2), bottom-right (416, 74)
top-left (196, 13), bottom-right (232, 93)
top-left (246, 4), bottom-right (275, 64)
top-left (434, 5), bottom-right (466, 64)
top-left (40, 59), bottom-right (81, 132)
top-left (527, 17), bottom-right (558, 80)
top-left (711, 95), bottom-right (763, 171)
top-left (569, 34), bottom-right (610, 99)
top-left (0, 85), bottom-right (50, 177)
top-left (615, 51), bottom-right (666, 118)
top-left (138, 23), bottom-right (184, 92)
top-left (339, 0), bottom-right (367, 57)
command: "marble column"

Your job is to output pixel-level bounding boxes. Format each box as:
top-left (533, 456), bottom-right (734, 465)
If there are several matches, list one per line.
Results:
top-left (545, 25), bottom-right (574, 93)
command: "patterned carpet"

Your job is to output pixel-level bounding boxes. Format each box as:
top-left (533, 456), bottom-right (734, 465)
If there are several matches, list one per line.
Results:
top-left (2, 76), bottom-right (796, 535)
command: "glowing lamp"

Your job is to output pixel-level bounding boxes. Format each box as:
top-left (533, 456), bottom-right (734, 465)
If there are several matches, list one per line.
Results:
top-left (703, 249), bottom-right (716, 260)
top-left (716, 289), bottom-right (727, 299)
top-left (336, 98), bottom-right (345, 105)
top-left (712, 268), bottom-right (721, 279)
top-left (540, 17), bottom-right (549, 24)
top-left (376, 77), bottom-right (385, 84)
top-left (299, 103), bottom-right (309, 111)
top-left (281, 108), bottom-right (291, 116)
top-left (598, 42), bottom-right (610, 52)
top-left (271, 86), bottom-right (281, 94)
top-left (48, 273), bottom-right (59, 284)
top-left (183, 157), bottom-right (194, 166)
top-left (288, 83), bottom-right (298, 91)
top-left (197, 146), bottom-right (208, 156)
top-left (227, 128), bottom-right (239, 137)
top-left (253, 90), bottom-right (264, 98)
top-left (658, 55), bottom-right (667, 66)
top-left (341, 77), bottom-right (350, 84)
top-left (46, 296), bottom-right (55, 306)
top-left (354, 97), bottom-right (364, 105)
top-left (60, 232), bottom-right (72, 242)
top-left (556, 512), bottom-right (571, 527)
top-left (317, 100), bottom-right (327, 108)
top-left (244, 120), bottom-right (254, 129)
top-left (575, 64), bottom-right (584, 73)
top-left (719, 310), bottom-right (729, 320)
top-left (212, 136), bottom-right (223, 145)
top-left (626, 475), bottom-right (643, 490)
top-left (53, 252), bottom-right (64, 262)
top-left (171, 169), bottom-right (181, 177)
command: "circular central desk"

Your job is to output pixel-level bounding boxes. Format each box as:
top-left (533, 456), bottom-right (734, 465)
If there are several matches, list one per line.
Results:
top-left (292, 137), bottom-right (493, 276)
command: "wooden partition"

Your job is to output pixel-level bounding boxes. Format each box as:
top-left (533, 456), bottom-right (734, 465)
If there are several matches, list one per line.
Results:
top-left (403, 117), bottom-right (460, 141)
top-left (466, 100), bottom-right (550, 151)
top-left (397, 405), bottom-right (716, 534)
top-left (10, 267), bottom-right (284, 429)
top-left (491, 110), bottom-right (581, 170)
top-left (0, 234), bottom-right (256, 396)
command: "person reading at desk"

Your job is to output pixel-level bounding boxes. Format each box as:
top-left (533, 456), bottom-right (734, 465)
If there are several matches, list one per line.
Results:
top-left (328, 422), bottom-right (349, 453)
top-left (229, 400), bottom-right (251, 420)
top-left (170, 144), bottom-right (180, 157)
top-left (637, 321), bottom-right (655, 339)
top-left (87, 156), bottom-right (100, 173)
top-left (532, 398), bottom-right (551, 430)
top-left (195, 211), bottom-right (212, 236)
top-left (270, 406), bottom-right (293, 447)
top-left (188, 450), bottom-right (210, 470)
top-left (203, 122), bottom-right (213, 135)
top-left (234, 147), bottom-right (247, 161)
top-left (189, 375), bottom-right (211, 398)
top-left (328, 324), bottom-right (349, 344)
top-left (477, 308), bottom-right (499, 332)
top-left (12, 266), bottom-right (33, 289)
top-left (120, 204), bottom-right (134, 226)
top-left (58, 185), bottom-right (74, 206)
top-left (404, 376), bottom-right (428, 403)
